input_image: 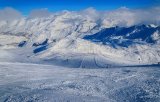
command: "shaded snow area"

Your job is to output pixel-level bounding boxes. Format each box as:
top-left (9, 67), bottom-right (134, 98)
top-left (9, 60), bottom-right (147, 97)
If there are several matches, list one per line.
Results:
top-left (0, 62), bottom-right (160, 102)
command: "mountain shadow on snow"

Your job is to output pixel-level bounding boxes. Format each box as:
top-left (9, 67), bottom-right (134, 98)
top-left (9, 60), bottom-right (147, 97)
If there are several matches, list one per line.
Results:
top-left (84, 25), bottom-right (160, 47)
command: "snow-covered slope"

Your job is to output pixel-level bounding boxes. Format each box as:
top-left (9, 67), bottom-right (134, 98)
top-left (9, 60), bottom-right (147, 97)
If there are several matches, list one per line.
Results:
top-left (0, 11), bottom-right (160, 67)
top-left (0, 63), bottom-right (160, 102)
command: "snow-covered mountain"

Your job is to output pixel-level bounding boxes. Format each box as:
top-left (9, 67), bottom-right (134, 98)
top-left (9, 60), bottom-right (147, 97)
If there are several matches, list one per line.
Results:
top-left (0, 11), bottom-right (160, 67)
top-left (84, 25), bottom-right (160, 46)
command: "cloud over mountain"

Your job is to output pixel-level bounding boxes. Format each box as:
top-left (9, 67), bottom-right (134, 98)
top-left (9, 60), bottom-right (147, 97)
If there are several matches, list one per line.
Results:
top-left (81, 7), bottom-right (160, 27)
top-left (29, 8), bottom-right (52, 18)
top-left (0, 7), bottom-right (160, 27)
top-left (0, 7), bottom-right (22, 21)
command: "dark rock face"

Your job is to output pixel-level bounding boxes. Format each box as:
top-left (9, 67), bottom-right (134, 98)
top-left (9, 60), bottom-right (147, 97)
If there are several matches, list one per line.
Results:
top-left (32, 39), bottom-right (49, 47)
top-left (18, 41), bottom-right (27, 47)
top-left (33, 45), bottom-right (48, 54)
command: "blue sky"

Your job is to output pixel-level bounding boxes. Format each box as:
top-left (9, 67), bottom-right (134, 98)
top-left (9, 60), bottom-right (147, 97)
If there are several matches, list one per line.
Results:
top-left (0, 0), bottom-right (160, 15)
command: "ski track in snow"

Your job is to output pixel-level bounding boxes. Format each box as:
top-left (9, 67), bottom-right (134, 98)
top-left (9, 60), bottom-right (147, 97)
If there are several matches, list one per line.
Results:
top-left (0, 62), bottom-right (160, 102)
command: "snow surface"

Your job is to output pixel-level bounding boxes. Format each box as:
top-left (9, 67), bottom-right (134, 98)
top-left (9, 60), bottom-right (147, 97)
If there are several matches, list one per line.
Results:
top-left (0, 62), bottom-right (160, 102)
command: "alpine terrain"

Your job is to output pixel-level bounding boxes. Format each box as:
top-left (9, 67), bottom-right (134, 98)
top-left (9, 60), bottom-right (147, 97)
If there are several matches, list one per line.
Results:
top-left (0, 8), bottom-right (160, 102)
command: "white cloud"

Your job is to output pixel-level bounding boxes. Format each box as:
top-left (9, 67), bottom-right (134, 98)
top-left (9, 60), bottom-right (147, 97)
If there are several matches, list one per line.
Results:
top-left (0, 7), bottom-right (160, 27)
top-left (29, 8), bottom-right (52, 18)
top-left (77, 7), bottom-right (160, 27)
top-left (80, 7), bottom-right (100, 22)
top-left (101, 7), bottom-right (136, 27)
top-left (0, 7), bottom-right (22, 21)
top-left (98, 7), bottom-right (160, 27)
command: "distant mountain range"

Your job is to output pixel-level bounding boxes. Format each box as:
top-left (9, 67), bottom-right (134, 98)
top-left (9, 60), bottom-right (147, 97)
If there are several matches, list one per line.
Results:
top-left (0, 13), bottom-right (159, 67)
top-left (84, 25), bottom-right (160, 47)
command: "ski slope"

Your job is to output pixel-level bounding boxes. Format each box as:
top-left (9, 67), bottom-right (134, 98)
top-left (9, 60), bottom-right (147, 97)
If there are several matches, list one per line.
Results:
top-left (0, 62), bottom-right (160, 102)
